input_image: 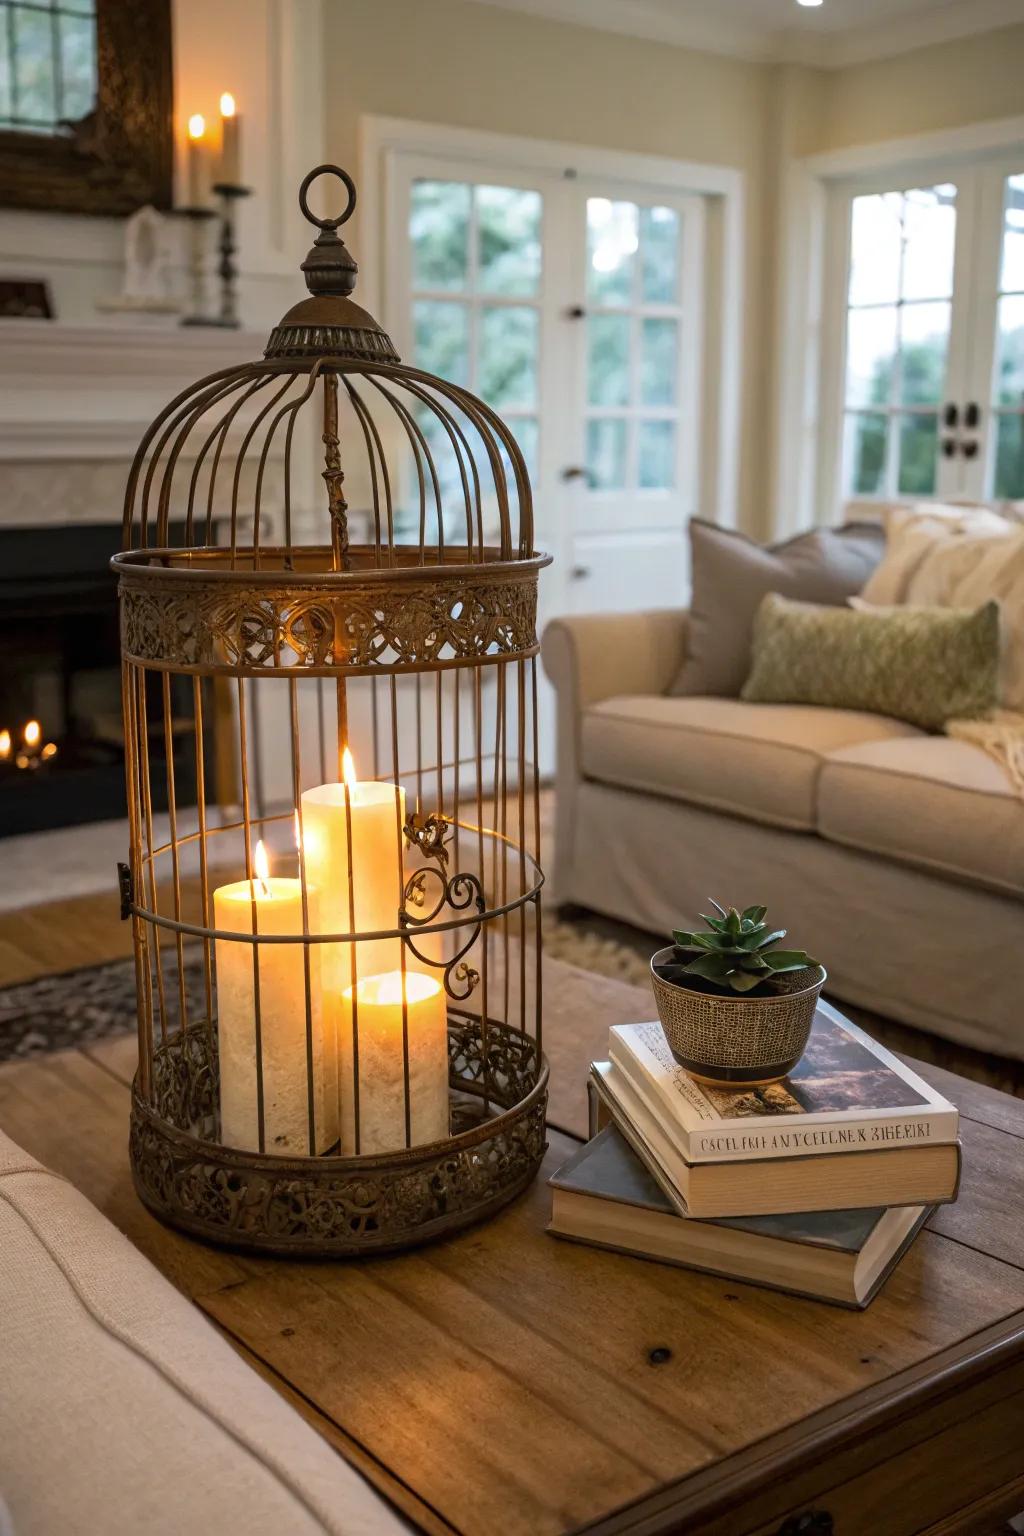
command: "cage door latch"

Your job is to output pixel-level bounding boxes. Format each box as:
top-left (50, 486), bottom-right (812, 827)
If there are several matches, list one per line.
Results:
top-left (118, 862), bottom-right (133, 921)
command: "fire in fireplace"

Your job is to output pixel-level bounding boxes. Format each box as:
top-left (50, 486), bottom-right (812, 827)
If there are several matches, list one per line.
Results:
top-left (0, 523), bottom-right (207, 838)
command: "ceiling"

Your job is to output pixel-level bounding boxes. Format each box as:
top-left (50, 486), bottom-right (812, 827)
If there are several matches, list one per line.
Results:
top-left (466, 0), bottom-right (1024, 66)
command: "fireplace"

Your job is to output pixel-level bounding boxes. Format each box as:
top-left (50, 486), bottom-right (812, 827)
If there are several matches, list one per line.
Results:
top-left (0, 524), bottom-right (205, 838)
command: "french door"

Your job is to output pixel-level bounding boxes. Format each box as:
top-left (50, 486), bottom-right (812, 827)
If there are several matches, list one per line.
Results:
top-left (826, 159), bottom-right (1024, 512)
top-left (387, 154), bottom-right (705, 624)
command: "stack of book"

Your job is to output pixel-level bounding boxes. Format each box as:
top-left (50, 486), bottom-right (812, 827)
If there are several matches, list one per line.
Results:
top-left (549, 999), bottom-right (960, 1308)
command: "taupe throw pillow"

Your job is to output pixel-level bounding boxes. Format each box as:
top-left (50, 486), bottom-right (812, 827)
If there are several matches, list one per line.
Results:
top-left (671, 518), bottom-right (886, 698)
top-left (741, 594), bottom-right (1000, 732)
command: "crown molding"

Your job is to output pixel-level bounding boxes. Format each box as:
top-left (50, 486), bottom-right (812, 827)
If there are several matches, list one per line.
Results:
top-left (464, 0), bottom-right (1024, 69)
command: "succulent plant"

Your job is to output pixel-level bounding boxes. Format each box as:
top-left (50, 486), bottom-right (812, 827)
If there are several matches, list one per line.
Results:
top-left (668, 900), bottom-right (818, 996)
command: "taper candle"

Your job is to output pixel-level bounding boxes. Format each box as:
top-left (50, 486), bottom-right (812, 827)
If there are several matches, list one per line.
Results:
top-left (219, 92), bottom-right (241, 184)
top-left (187, 113), bottom-right (209, 206)
top-left (214, 840), bottom-right (335, 1154)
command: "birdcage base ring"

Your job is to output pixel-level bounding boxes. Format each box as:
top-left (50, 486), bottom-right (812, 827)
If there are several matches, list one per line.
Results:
top-left (128, 1016), bottom-right (549, 1257)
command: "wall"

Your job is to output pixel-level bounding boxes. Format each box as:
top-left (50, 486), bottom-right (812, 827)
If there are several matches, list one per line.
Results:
top-left (818, 22), bottom-right (1024, 154)
top-left (324, 0), bottom-right (773, 534)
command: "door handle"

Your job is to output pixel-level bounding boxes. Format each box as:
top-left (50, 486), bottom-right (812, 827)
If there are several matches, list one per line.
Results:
top-left (943, 402), bottom-right (958, 428)
top-left (561, 465), bottom-right (587, 482)
top-left (962, 440), bottom-right (979, 459)
top-left (965, 401), bottom-right (981, 429)
top-left (566, 304), bottom-right (586, 320)
top-left (941, 437), bottom-right (956, 458)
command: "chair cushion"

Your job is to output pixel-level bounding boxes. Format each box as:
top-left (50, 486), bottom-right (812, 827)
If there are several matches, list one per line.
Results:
top-left (0, 1129), bottom-right (403, 1536)
top-left (818, 737), bottom-right (1024, 897)
top-left (581, 695), bottom-right (921, 831)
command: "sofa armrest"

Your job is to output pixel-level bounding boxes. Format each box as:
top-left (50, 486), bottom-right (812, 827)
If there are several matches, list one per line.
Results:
top-left (540, 609), bottom-right (689, 906)
top-left (541, 608), bottom-right (689, 713)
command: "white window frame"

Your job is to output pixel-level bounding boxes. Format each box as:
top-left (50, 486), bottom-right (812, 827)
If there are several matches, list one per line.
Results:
top-left (773, 113), bottom-right (1024, 534)
top-left (358, 114), bottom-right (745, 537)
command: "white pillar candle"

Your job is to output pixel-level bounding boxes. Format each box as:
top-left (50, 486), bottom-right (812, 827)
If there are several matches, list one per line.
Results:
top-left (213, 841), bottom-right (335, 1155)
top-left (219, 92), bottom-right (241, 185)
top-left (339, 969), bottom-right (449, 1154)
top-left (300, 750), bottom-right (407, 998)
top-left (186, 113), bottom-right (209, 206)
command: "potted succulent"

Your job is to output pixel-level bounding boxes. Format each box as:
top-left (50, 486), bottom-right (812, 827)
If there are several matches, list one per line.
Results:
top-left (650, 900), bottom-right (825, 1087)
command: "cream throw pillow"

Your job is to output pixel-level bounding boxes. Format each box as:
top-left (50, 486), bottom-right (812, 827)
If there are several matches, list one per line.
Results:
top-left (858, 504), bottom-right (1024, 710)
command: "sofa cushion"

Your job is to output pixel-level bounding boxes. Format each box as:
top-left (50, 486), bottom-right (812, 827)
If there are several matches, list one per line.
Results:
top-left (581, 695), bottom-right (921, 831)
top-left (818, 737), bottom-right (1024, 898)
top-left (0, 1129), bottom-right (403, 1536)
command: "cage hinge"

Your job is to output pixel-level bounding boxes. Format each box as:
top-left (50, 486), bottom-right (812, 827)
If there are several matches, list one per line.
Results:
top-left (118, 861), bottom-right (133, 921)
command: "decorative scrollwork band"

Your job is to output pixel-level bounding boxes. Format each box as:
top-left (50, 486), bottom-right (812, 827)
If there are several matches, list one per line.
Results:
top-left (118, 569), bottom-right (539, 673)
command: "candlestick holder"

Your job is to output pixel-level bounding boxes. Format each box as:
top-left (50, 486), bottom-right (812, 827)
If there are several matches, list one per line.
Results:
top-left (208, 182), bottom-right (251, 328)
top-left (174, 205), bottom-right (217, 326)
top-left (114, 165), bottom-right (550, 1257)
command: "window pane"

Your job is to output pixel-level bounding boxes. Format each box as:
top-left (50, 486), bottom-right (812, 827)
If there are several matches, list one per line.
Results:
top-left (996, 294), bottom-right (1024, 407)
top-left (897, 412), bottom-right (938, 495)
top-left (414, 300), bottom-right (469, 385)
top-left (63, 0), bottom-right (97, 13)
top-left (59, 11), bottom-right (96, 122)
top-left (587, 313), bottom-right (630, 406)
top-left (849, 193), bottom-right (902, 307)
top-left (1001, 175), bottom-right (1024, 294)
top-left (587, 198), bottom-right (637, 305)
top-left (477, 186), bottom-right (541, 297)
top-left (478, 305), bottom-right (537, 409)
top-left (508, 417), bottom-right (538, 483)
top-left (410, 181), bottom-right (470, 292)
top-left (640, 318), bottom-right (677, 407)
top-left (13, 5), bottom-right (56, 126)
top-left (901, 185), bottom-right (956, 302)
top-left (640, 206), bottom-right (679, 303)
top-left (846, 307), bottom-right (897, 407)
top-left (0, 18), bottom-right (10, 124)
top-left (899, 302), bottom-right (949, 405)
top-left (586, 418), bottom-right (627, 490)
top-left (845, 412), bottom-right (888, 496)
top-left (994, 411), bottom-right (1024, 498)
top-left (638, 420), bottom-right (675, 489)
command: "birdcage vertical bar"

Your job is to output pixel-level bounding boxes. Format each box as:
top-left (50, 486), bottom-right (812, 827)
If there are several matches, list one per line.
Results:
top-left (191, 676), bottom-right (215, 1054)
top-left (135, 667), bottom-right (168, 1044)
top-left (236, 676), bottom-right (266, 1154)
top-left (289, 677), bottom-right (318, 1156)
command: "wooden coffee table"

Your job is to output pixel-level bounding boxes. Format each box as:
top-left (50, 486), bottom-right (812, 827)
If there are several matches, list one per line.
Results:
top-left (2, 956), bottom-right (1024, 1536)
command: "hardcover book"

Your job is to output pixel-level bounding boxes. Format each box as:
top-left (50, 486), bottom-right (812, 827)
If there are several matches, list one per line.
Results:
top-left (590, 1060), bottom-right (961, 1219)
top-left (608, 1000), bottom-right (958, 1165)
top-left (549, 1125), bottom-right (930, 1308)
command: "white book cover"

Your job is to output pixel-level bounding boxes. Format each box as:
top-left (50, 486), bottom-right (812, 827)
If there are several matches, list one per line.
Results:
top-left (608, 1000), bottom-right (958, 1166)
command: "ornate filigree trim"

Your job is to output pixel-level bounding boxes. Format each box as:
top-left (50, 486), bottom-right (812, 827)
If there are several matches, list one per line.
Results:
top-left (264, 324), bottom-right (400, 362)
top-left (130, 1017), bottom-right (547, 1256)
top-left (119, 569), bottom-right (539, 672)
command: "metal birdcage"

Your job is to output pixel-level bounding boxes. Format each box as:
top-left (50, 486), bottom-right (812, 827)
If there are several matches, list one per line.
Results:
top-left (114, 165), bottom-right (551, 1256)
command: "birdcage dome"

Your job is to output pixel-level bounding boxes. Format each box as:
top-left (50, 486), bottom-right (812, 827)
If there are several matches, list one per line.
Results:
top-left (115, 165), bottom-right (546, 683)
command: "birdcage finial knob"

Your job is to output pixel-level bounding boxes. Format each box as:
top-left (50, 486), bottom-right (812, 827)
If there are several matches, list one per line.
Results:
top-left (298, 165), bottom-right (359, 299)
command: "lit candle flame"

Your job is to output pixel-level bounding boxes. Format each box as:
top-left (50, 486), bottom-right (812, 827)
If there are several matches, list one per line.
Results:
top-left (220, 92), bottom-right (236, 118)
top-left (23, 720), bottom-right (41, 749)
top-left (254, 838), bottom-right (271, 897)
top-left (0, 729), bottom-right (10, 759)
top-left (41, 742), bottom-right (57, 761)
top-left (342, 746), bottom-right (357, 789)
top-left (188, 113), bottom-right (205, 140)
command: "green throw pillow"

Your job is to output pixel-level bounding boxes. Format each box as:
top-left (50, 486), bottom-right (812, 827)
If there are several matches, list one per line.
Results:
top-left (741, 594), bottom-right (1000, 731)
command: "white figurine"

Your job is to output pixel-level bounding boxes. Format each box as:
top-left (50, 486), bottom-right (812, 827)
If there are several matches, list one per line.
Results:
top-left (97, 205), bottom-right (181, 317)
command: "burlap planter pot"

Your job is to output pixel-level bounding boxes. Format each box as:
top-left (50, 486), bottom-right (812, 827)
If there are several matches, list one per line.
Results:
top-left (650, 947), bottom-right (826, 1087)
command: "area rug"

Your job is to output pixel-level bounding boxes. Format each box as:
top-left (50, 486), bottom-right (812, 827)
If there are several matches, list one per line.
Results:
top-left (0, 920), bottom-right (652, 1065)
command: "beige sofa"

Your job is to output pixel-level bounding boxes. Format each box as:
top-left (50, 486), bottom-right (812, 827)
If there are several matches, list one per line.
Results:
top-left (542, 609), bottom-right (1024, 1059)
top-left (0, 1127), bottom-right (405, 1536)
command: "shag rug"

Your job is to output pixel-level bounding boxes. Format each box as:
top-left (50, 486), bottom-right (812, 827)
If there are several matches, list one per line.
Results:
top-left (0, 919), bottom-right (653, 1065)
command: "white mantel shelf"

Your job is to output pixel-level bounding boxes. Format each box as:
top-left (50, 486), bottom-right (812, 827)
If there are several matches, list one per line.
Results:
top-left (0, 320), bottom-right (269, 381)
